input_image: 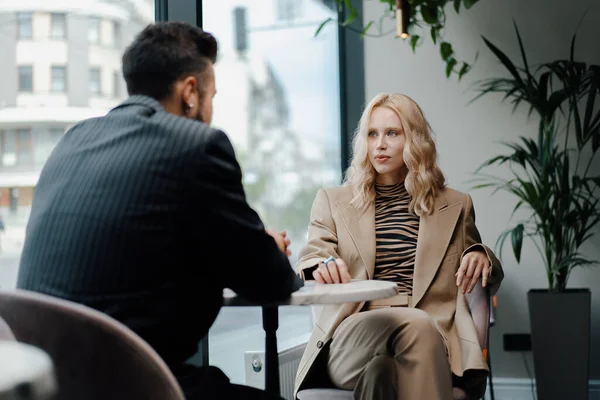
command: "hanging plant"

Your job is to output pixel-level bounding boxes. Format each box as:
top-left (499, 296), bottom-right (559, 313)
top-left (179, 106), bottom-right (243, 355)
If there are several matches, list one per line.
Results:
top-left (316, 0), bottom-right (483, 80)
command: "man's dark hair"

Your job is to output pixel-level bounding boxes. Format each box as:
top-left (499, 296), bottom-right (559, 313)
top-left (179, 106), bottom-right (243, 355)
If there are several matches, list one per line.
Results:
top-left (122, 21), bottom-right (218, 100)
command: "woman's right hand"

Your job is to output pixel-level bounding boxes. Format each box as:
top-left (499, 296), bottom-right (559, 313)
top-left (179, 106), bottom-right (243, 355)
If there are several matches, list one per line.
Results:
top-left (313, 258), bottom-right (352, 284)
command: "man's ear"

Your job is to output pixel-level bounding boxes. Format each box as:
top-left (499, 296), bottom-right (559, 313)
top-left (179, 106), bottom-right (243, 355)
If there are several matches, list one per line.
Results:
top-left (180, 75), bottom-right (198, 106)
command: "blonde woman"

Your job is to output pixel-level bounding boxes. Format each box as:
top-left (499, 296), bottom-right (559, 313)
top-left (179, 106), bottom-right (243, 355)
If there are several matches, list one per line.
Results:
top-left (293, 93), bottom-right (504, 400)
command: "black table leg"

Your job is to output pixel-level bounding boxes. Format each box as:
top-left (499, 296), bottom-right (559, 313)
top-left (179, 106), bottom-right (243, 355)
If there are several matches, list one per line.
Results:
top-left (262, 306), bottom-right (280, 396)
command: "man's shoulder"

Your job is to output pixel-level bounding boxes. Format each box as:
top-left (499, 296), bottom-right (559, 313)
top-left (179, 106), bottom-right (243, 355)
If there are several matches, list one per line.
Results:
top-left (155, 113), bottom-right (219, 148)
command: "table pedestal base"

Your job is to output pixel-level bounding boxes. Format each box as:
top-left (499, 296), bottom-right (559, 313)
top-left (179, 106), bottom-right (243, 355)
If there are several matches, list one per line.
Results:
top-left (262, 306), bottom-right (280, 396)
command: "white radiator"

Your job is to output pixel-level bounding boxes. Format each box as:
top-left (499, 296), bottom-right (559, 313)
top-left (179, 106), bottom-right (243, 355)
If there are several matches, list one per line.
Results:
top-left (244, 342), bottom-right (307, 400)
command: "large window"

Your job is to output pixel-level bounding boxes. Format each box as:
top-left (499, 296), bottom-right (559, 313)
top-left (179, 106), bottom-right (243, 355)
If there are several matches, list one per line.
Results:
top-left (0, 3), bottom-right (352, 392)
top-left (202, 0), bottom-right (341, 385)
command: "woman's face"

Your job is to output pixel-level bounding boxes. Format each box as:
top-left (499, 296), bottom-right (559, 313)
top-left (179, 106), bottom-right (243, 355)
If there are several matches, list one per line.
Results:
top-left (367, 106), bottom-right (408, 185)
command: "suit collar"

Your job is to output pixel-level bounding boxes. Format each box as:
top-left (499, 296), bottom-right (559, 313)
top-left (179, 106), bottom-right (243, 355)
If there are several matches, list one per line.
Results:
top-left (110, 95), bottom-right (165, 115)
top-left (412, 196), bottom-right (461, 307)
top-left (336, 201), bottom-right (375, 280)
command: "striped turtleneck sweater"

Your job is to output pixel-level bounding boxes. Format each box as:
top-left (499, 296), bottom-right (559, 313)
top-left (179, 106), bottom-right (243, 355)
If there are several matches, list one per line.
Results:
top-left (373, 182), bottom-right (420, 295)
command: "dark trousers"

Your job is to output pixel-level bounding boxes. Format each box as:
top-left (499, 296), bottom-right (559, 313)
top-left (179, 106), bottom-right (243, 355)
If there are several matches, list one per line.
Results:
top-left (174, 364), bottom-right (284, 400)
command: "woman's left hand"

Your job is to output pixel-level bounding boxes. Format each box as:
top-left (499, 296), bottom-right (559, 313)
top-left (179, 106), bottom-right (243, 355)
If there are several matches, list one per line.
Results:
top-left (455, 250), bottom-right (491, 294)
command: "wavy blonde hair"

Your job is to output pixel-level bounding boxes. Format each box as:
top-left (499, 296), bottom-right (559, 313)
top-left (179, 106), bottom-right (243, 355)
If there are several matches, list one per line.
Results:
top-left (344, 93), bottom-right (446, 216)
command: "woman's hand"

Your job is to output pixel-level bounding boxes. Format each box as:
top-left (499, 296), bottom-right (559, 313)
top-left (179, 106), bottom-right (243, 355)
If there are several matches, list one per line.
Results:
top-left (455, 250), bottom-right (491, 294)
top-left (313, 257), bottom-right (352, 284)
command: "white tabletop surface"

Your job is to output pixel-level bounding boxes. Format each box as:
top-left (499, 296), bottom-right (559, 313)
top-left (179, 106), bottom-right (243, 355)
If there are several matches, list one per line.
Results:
top-left (223, 279), bottom-right (398, 306)
top-left (0, 342), bottom-right (57, 400)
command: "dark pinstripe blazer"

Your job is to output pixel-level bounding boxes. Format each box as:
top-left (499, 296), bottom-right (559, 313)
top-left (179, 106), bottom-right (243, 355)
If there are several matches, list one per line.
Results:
top-left (17, 95), bottom-right (301, 370)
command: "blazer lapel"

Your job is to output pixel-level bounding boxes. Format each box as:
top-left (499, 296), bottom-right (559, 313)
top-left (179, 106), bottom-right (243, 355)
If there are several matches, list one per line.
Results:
top-left (336, 202), bottom-right (375, 279)
top-left (412, 193), bottom-right (463, 307)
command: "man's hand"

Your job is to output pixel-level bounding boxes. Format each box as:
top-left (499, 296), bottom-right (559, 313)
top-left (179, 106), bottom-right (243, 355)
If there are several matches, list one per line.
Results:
top-left (455, 250), bottom-right (491, 294)
top-left (266, 229), bottom-right (292, 256)
top-left (313, 258), bottom-right (352, 284)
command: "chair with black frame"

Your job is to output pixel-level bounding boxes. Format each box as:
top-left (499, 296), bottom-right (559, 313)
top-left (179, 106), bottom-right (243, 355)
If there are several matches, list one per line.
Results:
top-left (297, 281), bottom-right (494, 400)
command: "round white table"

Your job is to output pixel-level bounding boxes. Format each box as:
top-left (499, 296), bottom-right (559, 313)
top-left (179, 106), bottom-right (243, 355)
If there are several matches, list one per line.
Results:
top-left (0, 342), bottom-right (57, 400)
top-left (223, 280), bottom-right (398, 396)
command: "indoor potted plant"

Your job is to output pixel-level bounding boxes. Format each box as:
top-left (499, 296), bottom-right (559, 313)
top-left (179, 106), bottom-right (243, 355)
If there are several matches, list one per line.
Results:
top-left (472, 23), bottom-right (599, 400)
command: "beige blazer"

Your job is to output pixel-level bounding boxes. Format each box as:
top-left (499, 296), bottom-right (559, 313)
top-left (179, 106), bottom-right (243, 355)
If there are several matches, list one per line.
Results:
top-left (293, 185), bottom-right (504, 395)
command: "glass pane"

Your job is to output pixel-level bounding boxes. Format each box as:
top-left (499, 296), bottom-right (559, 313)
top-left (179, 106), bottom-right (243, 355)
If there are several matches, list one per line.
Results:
top-left (51, 66), bottom-right (66, 92)
top-left (113, 71), bottom-right (121, 97)
top-left (88, 17), bottom-right (100, 44)
top-left (89, 68), bottom-right (101, 95)
top-left (203, 0), bottom-right (341, 385)
top-left (0, 1), bottom-right (155, 289)
top-left (17, 12), bottom-right (32, 39)
top-left (1, 131), bottom-right (17, 167)
top-left (50, 13), bottom-right (66, 39)
top-left (113, 21), bottom-right (121, 47)
top-left (18, 66), bottom-right (33, 92)
top-left (16, 129), bottom-right (32, 165)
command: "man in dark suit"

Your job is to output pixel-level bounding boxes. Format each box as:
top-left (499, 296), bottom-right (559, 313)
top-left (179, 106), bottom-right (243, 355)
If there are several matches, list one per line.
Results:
top-left (17, 22), bottom-right (302, 400)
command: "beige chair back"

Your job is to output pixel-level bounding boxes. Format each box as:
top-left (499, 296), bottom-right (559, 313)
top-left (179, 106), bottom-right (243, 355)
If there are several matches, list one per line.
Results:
top-left (0, 289), bottom-right (185, 400)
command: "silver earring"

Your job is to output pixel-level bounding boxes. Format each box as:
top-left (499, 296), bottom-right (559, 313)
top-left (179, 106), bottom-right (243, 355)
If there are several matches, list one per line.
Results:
top-left (188, 103), bottom-right (194, 108)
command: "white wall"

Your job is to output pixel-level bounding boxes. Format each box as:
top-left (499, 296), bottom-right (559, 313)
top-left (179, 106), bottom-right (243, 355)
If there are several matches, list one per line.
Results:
top-left (363, 0), bottom-right (600, 380)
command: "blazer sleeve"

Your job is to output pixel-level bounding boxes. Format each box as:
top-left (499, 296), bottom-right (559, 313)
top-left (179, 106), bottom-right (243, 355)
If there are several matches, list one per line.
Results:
top-left (461, 193), bottom-right (504, 295)
top-left (195, 129), bottom-right (303, 302)
top-left (295, 189), bottom-right (341, 280)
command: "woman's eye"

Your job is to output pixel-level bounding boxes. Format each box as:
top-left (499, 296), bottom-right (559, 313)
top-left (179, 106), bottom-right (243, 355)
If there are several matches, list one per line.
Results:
top-left (387, 130), bottom-right (398, 137)
top-left (368, 131), bottom-right (377, 137)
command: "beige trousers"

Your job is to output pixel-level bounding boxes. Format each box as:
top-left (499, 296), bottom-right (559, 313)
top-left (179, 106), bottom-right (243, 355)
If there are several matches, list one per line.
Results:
top-left (327, 306), bottom-right (454, 400)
